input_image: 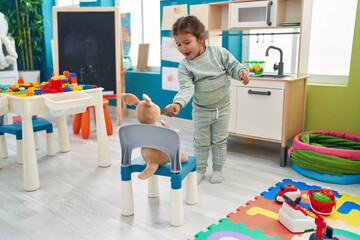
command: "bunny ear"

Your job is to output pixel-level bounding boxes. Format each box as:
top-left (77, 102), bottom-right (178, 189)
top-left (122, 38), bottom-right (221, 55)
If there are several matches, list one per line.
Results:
top-left (143, 94), bottom-right (152, 107)
top-left (122, 93), bottom-right (140, 106)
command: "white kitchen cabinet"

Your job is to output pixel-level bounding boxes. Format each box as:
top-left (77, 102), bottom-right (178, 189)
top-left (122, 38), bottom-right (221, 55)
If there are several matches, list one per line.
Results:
top-left (229, 76), bottom-right (308, 166)
top-left (236, 85), bottom-right (284, 140)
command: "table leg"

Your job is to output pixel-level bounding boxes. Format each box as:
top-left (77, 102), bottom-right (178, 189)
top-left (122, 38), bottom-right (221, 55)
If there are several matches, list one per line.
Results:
top-left (22, 116), bottom-right (40, 191)
top-left (57, 116), bottom-right (70, 153)
top-left (94, 104), bottom-right (111, 167)
top-left (280, 146), bottom-right (288, 167)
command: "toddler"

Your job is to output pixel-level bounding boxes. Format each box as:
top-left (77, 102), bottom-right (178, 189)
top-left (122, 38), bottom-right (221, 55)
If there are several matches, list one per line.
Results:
top-left (165, 15), bottom-right (250, 184)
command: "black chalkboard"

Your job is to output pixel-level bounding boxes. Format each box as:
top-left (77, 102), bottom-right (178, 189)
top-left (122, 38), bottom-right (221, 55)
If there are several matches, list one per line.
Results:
top-left (54, 8), bottom-right (122, 93)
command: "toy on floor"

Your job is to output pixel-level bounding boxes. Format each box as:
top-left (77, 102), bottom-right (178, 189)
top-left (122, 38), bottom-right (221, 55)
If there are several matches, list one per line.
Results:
top-left (308, 188), bottom-right (336, 216)
top-left (121, 93), bottom-right (188, 179)
top-left (278, 186), bottom-right (316, 233)
top-left (309, 215), bottom-right (339, 240)
top-left (243, 139), bottom-right (255, 145)
top-left (275, 184), bottom-right (301, 204)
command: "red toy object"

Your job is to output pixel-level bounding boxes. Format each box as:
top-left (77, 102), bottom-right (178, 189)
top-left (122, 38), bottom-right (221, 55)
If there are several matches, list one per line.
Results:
top-left (308, 189), bottom-right (336, 215)
top-left (314, 215), bottom-right (326, 239)
top-left (276, 184), bottom-right (301, 204)
top-left (18, 79), bottom-right (24, 84)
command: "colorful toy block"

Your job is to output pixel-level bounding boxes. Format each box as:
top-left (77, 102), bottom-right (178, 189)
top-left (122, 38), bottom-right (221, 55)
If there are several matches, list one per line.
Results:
top-left (0, 71), bottom-right (97, 97)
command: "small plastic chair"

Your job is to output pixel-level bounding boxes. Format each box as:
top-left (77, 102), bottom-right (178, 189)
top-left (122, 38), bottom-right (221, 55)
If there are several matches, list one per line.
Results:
top-left (73, 98), bottom-right (113, 139)
top-left (119, 124), bottom-right (197, 226)
top-left (0, 115), bottom-right (56, 167)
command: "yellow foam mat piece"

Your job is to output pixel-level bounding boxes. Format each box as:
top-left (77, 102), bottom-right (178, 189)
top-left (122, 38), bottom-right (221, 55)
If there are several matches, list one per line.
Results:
top-left (327, 193), bottom-right (360, 227)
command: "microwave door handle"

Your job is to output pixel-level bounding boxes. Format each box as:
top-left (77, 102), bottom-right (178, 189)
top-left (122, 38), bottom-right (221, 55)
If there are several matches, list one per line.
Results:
top-left (266, 1), bottom-right (273, 26)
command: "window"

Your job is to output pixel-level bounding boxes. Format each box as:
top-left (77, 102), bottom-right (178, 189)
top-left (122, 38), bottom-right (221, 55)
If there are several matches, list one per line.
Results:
top-left (243, 0), bottom-right (357, 85)
top-left (243, 29), bottom-right (299, 75)
top-left (55, 0), bottom-right (79, 7)
top-left (117, 0), bottom-right (160, 69)
top-left (307, 0), bottom-right (357, 84)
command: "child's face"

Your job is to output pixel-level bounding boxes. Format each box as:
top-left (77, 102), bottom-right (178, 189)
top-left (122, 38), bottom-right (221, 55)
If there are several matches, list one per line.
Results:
top-left (174, 33), bottom-right (205, 60)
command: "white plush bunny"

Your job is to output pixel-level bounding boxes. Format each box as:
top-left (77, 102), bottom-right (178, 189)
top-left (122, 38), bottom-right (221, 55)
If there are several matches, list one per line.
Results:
top-left (0, 12), bottom-right (18, 70)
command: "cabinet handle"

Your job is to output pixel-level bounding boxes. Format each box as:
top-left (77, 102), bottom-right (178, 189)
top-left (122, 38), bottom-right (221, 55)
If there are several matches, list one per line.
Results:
top-left (266, 1), bottom-right (273, 26)
top-left (248, 89), bottom-right (271, 96)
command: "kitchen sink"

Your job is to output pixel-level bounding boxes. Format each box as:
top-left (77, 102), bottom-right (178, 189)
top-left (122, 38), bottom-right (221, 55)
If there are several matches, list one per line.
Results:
top-left (254, 74), bottom-right (289, 78)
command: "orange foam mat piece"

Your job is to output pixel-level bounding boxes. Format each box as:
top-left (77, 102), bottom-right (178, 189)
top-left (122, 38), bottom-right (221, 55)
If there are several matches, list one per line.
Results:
top-left (227, 196), bottom-right (303, 240)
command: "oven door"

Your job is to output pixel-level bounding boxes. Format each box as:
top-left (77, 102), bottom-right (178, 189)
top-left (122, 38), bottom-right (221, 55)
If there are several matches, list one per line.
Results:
top-left (229, 0), bottom-right (276, 28)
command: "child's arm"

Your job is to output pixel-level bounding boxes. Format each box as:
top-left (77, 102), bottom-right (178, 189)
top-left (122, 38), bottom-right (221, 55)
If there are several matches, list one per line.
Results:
top-left (220, 48), bottom-right (249, 85)
top-left (173, 63), bottom-right (195, 108)
top-left (163, 63), bottom-right (194, 117)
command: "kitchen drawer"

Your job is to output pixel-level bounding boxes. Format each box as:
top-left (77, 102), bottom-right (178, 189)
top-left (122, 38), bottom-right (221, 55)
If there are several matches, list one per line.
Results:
top-left (230, 79), bottom-right (285, 89)
top-left (236, 86), bottom-right (284, 140)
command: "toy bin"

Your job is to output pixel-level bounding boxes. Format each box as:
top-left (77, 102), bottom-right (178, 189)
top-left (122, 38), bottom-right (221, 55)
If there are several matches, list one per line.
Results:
top-left (43, 91), bottom-right (91, 117)
top-left (307, 189), bottom-right (336, 215)
top-left (245, 61), bottom-right (265, 75)
top-left (0, 95), bottom-right (9, 116)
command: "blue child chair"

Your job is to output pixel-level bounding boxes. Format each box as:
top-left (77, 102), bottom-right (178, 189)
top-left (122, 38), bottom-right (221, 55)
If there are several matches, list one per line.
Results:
top-left (119, 124), bottom-right (197, 226)
top-left (0, 115), bottom-right (56, 167)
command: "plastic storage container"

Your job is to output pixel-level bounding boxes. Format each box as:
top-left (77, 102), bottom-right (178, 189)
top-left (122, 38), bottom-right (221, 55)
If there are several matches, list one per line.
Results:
top-left (245, 61), bottom-right (265, 75)
top-left (43, 91), bottom-right (91, 117)
top-left (307, 189), bottom-right (336, 215)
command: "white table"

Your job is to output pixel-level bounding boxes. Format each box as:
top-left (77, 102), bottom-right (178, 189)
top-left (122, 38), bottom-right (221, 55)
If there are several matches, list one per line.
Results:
top-left (0, 88), bottom-right (110, 191)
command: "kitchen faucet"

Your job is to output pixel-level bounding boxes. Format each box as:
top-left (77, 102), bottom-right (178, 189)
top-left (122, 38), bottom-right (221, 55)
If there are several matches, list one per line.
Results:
top-left (265, 45), bottom-right (283, 75)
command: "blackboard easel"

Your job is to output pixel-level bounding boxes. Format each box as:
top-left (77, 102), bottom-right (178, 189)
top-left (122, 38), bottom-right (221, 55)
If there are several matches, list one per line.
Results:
top-left (53, 7), bottom-right (126, 125)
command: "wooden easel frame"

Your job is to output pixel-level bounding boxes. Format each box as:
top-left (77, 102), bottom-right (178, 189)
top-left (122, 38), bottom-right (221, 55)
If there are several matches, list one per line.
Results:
top-left (52, 7), bottom-right (126, 125)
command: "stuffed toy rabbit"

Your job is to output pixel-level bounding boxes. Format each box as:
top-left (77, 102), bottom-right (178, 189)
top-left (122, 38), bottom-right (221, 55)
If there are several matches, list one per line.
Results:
top-left (122, 93), bottom-right (188, 179)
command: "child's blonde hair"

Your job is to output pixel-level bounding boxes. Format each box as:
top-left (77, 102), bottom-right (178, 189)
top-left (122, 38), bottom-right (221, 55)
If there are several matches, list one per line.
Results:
top-left (172, 15), bottom-right (205, 42)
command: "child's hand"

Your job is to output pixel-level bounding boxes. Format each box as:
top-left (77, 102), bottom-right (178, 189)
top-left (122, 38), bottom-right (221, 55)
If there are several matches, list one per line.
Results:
top-left (162, 103), bottom-right (181, 117)
top-left (240, 70), bottom-right (250, 85)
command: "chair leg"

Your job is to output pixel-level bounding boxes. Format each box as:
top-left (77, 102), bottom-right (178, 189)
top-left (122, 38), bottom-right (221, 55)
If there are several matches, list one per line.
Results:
top-left (17, 139), bottom-right (23, 165)
top-left (121, 180), bottom-right (134, 216)
top-left (46, 133), bottom-right (56, 156)
top-left (170, 188), bottom-right (184, 227)
top-left (73, 113), bottom-right (82, 134)
top-left (103, 106), bottom-right (113, 135)
top-left (0, 134), bottom-right (8, 159)
top-left (148, 175), bottom-right (159, 198)
top-left (81, 108), bottom-right (90, 139)
top-left (34, 132), bottom-right (40, 150)
top-left (186, 171), bottom-right (198, 205)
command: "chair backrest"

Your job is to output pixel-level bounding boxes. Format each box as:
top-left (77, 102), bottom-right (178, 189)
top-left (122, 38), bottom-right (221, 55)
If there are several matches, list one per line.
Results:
top-left (119, 124), bottom-right (182, 173)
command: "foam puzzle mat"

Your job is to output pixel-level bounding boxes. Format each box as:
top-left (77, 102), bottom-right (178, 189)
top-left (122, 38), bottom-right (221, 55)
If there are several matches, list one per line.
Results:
top-left (192, 179), bottom-right (360, 240)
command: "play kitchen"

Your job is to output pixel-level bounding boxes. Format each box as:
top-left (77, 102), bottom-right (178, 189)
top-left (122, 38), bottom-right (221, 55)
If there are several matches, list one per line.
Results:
top-left (206, 0), bottom-right (310, 166)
